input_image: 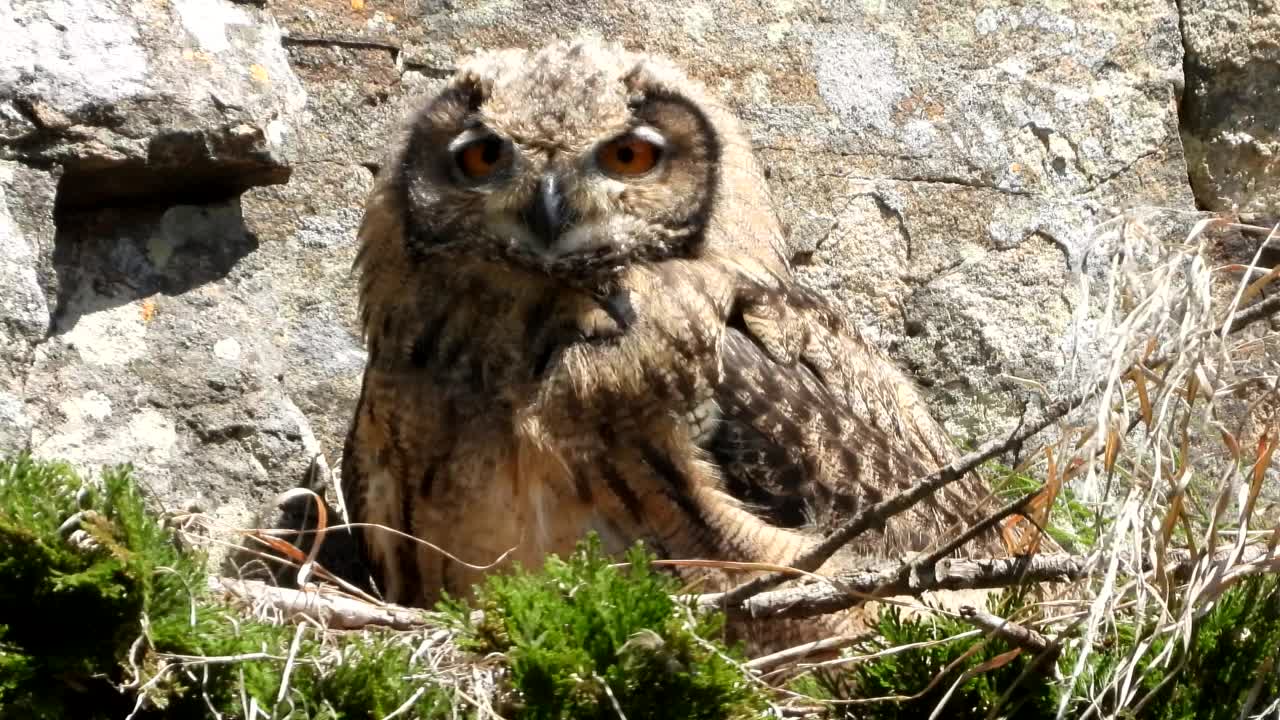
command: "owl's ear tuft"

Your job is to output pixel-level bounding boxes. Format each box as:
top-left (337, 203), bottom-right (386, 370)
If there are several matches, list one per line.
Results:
top-left (445, 71), bottom-right (489, 115)
top-left (620, 53), bottom-right (695, 102)
top-left (621, 60), bottom-right (657, 105)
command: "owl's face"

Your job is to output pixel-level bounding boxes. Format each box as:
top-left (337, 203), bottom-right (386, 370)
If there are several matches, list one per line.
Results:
top-left (394, 41), bottom-right (722, 290)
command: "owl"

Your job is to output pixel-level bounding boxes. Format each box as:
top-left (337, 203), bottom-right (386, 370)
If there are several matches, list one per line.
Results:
top-left (341, 39), bottom-right (1007, 648)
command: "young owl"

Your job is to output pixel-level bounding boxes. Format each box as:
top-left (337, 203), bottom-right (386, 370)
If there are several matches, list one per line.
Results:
top-left (342, 39), bottom-right (1006, 643)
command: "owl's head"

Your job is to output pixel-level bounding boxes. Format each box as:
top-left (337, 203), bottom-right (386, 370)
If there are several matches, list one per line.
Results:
top-left (390, 40), bottom-right (724, 289)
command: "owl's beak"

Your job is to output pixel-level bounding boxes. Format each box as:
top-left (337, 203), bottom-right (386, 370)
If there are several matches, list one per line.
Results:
top-left (522, 174), bottom-right (566, 251)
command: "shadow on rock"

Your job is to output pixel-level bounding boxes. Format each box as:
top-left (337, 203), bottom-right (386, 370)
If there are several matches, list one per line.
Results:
top-left (50, 199), bottom-right (259, 334)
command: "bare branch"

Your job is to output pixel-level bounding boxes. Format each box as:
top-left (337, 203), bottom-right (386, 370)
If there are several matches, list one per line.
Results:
top-left (209, 577), bottom-right (432, 631)
top-left (699, 545), bottom-right (1277, 622)
top-left (744, 635), bottom-right (866, 674)
top-left (1218, 291), bottom-right (1280, 336)
top-left (957, 606), bottom-right (1055, 659)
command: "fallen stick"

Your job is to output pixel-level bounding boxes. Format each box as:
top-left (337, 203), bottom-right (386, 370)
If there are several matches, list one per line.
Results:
top-left (208, 577), bottom-right (431, 631)
top-left (698, 545), bottom-right (1276, 621)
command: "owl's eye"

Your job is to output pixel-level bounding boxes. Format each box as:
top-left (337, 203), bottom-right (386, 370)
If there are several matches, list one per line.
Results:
top-left (596, 131), bottom-right (664, 178)
top-left (453, 135), bottom-right (509, 181)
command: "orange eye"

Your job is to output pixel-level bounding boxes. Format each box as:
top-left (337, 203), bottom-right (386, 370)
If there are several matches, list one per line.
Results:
top-left (456, 137), bottom-right (506, 180)
top-left (597, 135), bottom-right (662, 177)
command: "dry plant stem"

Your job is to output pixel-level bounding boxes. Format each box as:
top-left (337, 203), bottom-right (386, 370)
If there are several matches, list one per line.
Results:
top-left (210, 576), bottom-right (430, 630)
top-left (744, 635), bottom-right (865, 673)
top-left (957, 605), bottom-right (1055, 658)
top-left (699, 545), bottom-right (1275, 621)
top-left (778, 706), bottom-right (831, 718)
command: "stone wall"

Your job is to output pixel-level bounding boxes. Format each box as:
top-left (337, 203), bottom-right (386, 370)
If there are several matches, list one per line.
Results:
top-left (1, 0), bottom-right (1274, 546)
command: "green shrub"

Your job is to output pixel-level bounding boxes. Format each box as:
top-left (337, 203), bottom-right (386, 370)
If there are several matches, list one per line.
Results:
top-left (0, 453), bottom-right (449, 719)
top-left (445, 535), bottom-right (767, 720)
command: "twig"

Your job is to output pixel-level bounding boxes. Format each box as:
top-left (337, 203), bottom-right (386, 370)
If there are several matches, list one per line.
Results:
top-left (597, 673), bottom-right (630, 720)
top-left (744, 635), bottom-right (865, 674)
top-left (1218, 291), bottom-right (1280, 336)
top-left (162, 652), bottom-right (280, 665)
top-left (381, 686), bottom-right (430, 720)
top-left (699, 545), bottom-right (1276, 621)
top-left (909, 487), bottom-right (1047, 574)
top-left (957, 605), bottom-right (1056, 659)
top-left (209, 577), bottom-right (430, 630)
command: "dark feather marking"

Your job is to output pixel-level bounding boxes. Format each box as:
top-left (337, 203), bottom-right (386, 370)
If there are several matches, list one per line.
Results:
top-left (672, 355), bottom-right (699, 399)
top-left (338, 397), bottom-right (375, 585)
top-left (524, 292), bottom-right (561, 378)
top-left (398, 81), bottom-right (487, 260)
top-left (628, 89), bottom-right (722, 257)
top-left (373, 398), bottom-right (419, 604)
top-left (410, 311), bottom-right (449, 369)
top-left (437, 314), bottom-right (469, 371)
top-left (642, 365), bottom-right (671, 400)
top-left (644, 535), bottom-right (672, 560)
top-left (838, 446), bottom-right (860, 477)
top-left (572, 469), bottom-right (593, 504)
top-left (340, 380), bottom-right (373, 523)
top-left (600, 461), bottom-right (643, 523)
top-left (396, 497), bottom-right (422, 606)
top-left (706, 419), bottom-right (809, 528)
top-left (639, 441), bottom-right (690, 492)
top-left (638, 441), bottom-right (715, 537)
top-left (597, 287), bottom-right (636, 330)
top-left (418, 464), bottom-right (436, 499)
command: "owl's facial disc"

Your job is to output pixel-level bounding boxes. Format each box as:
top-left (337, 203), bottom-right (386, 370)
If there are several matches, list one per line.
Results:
top-left (399, 41), bottom-right (721, 289)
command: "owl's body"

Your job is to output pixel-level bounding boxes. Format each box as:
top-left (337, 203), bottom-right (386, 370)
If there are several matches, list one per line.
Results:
top-left (342, 41), bottom-right (1004, 646)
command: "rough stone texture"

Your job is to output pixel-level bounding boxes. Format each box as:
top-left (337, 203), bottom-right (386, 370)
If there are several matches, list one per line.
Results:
top-left (0, 162), bottom-right (56, 451)
top-left (0, 0), bottom-right (1272, 556)
top-left (0, 0), bottom-right (305, 207)
top-left (1179, 0), bottom-right (1280, 220)
top-left (0, 0), bottom-right (315, 564)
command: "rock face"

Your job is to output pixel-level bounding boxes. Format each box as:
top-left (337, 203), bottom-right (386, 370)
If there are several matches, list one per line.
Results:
top-left (1179, 0), bottom-right (1280, 222)
top-left (0, 1), bottom-right (1272, 557)
top-left (1, 0), bottom-right (313, 549)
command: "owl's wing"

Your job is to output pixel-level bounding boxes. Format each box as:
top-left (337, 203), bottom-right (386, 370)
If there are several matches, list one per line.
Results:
top-left (703, 271), bottom-right (1007, 560)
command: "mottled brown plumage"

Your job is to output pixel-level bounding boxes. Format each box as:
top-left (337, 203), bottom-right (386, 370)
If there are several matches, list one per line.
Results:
top-left (342, 39), bottom-right (1006, 650)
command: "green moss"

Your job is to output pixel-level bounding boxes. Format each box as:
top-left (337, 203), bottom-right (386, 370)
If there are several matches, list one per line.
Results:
top-left (444, 535), bottom-right (767, 719)
top-left (0, 453), bottom-right (450, 719)
top-left (6, 450), bottom-right (1275, 720)
top-left (795, 574), bottom-right (1280, 719)
top-left (0, 456), bottom-right (172, 717)
top-left (1063, 573), bottom-right (1280, 720)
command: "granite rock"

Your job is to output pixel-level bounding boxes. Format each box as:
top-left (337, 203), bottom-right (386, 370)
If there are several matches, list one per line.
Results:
top-left (1179, 0), bottom-right (1280, 221)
